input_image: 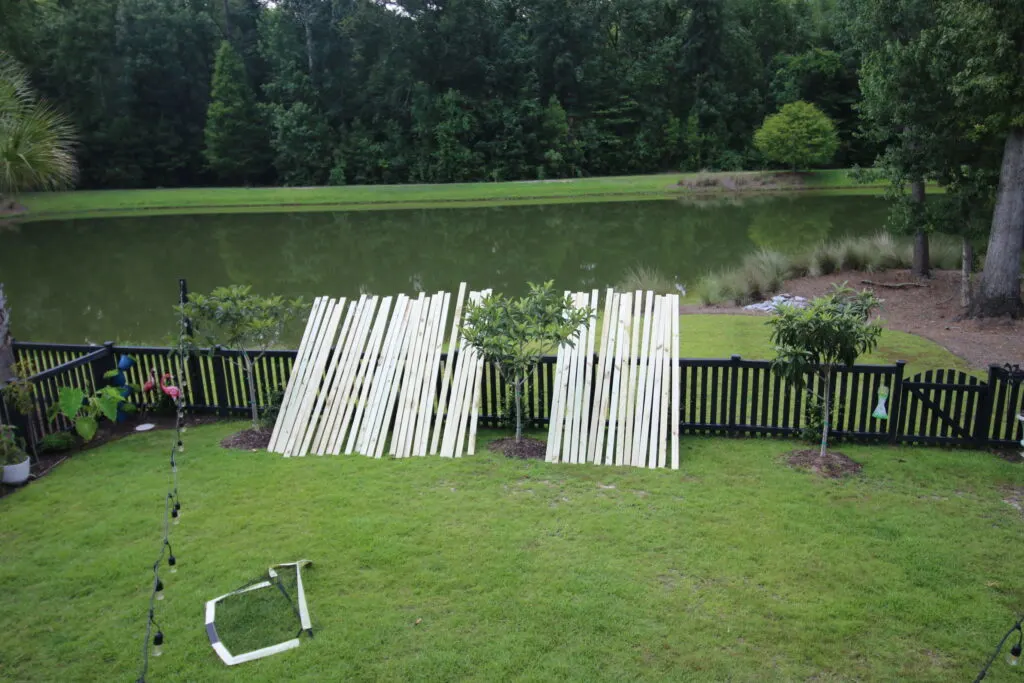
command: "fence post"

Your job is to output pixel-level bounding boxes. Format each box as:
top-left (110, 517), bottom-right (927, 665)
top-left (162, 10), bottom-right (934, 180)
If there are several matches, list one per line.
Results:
top-left (887, 361), bottom-right (906, 444)
top-left (211, 346), bottom-right (230, 418)
top-left (973, 365), bottom-right (998, 447)
top-left (89, 342), bottom-right (117, 392)
top-left (728, 355), bottom-right (740, 434)
top-left (178, 278), bottom-right (193, 338)
top-left (177, 278), bottom-right (206, 411)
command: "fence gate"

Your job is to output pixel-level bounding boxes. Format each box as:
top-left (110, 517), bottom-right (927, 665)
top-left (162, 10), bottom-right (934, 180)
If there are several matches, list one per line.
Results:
top-left (898, 369), bottom-right (990, 446)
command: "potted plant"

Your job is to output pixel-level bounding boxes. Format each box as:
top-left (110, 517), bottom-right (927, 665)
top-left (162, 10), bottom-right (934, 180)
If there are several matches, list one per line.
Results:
top-left (1, 424), bottom-right (30, 485)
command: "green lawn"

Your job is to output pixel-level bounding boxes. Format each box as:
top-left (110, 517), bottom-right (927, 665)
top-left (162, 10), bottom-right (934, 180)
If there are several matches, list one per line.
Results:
top-left (678, 314), bottom-right (977, 374)
top-left (1, 423), bottom-right (1022, 681)
top-left (16, 170), bottom-right (885, 222)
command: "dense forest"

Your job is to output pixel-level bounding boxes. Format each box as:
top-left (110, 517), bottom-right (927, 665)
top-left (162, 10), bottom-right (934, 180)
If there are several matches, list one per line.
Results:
top-left (0, 0), bottom-right (872, 189)
top-left (1, 0), bottom-right (1022, 316)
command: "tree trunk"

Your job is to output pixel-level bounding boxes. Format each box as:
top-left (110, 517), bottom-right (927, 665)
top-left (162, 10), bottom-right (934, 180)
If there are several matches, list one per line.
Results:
top-left (819, 369), bottom-right (831, 459)
top-left (961, 237), bottom-right (974, 309)
top-left (514, 377), bottom-right (523, 442)
top-left (303, 16), bottom-right (315, 76)
top-left (244, 354), bottom-right (259, 430)
top-left (970, 127), bottom-right (1024, 318)
top-left (222, 0), bottom-right (232, 39)
top-left (0, 284), bottom-right (13, 387)
top-left (911, 179), bottom-right (930, 278)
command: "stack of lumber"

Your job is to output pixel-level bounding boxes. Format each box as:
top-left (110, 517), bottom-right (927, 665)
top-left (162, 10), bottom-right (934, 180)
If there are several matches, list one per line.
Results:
top-left (267, 284), bottom-right (489, 458)
top-left (546, 289), bottom-right (680, 469)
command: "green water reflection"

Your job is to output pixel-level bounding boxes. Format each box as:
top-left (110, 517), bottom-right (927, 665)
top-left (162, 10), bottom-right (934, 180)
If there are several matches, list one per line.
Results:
top-left (0, 194), bottom-right (887, 344)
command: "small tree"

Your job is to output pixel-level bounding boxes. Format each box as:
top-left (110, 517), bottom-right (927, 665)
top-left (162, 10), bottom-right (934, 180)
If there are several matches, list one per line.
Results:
top-left (754, 100), bottom-right (839, 170)
top-left (768, 284), bottom-right (882, 458)
top-left (203, 41), bottom-right (270, 185)
top-left (461, 282), bottom-right (591, 442)
top-left (178, 285), bottom-right (305, 430)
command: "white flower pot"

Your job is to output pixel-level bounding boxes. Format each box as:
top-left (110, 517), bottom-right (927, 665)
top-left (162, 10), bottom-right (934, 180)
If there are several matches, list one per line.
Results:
top-left (3, 456), bottom-right (30, 485)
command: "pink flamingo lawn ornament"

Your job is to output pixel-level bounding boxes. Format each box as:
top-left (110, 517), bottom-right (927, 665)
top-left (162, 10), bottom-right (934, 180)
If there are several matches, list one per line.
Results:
top-left (143, 369), bottom-right (182, 401)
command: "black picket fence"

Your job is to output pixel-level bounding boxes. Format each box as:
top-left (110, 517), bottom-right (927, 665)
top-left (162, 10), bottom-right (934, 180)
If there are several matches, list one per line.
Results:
top-left (4, 341), bottom-right (1024, 449)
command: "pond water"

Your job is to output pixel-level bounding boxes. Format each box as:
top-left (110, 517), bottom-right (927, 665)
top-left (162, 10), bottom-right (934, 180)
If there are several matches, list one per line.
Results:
top-left (0, 194), bottom-right (888, 345)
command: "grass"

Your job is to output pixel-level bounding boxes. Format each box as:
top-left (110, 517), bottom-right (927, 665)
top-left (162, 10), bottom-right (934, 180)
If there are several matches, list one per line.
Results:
top-left (698, 233), bottom-right (967, 306)
top-left (678, 314), bottom-right (976, 374)
top-left (15, 170), bottom-right (885, 222)
top-left (1, 423), bottom-right (1023, 681)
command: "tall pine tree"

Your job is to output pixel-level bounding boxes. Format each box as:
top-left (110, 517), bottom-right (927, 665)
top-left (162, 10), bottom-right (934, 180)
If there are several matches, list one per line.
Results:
top-left (204, 40), bottom-right (270, 185)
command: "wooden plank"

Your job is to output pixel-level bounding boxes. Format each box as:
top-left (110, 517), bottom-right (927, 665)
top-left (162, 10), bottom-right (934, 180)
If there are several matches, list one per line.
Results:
top-left (392, 293), bottom-right (428, 457)
top-left (578, 290), bottom-right (598, 464)
top-left (276, 297), bottom-right (335, 455)
top-left (588, 289), bottom-right (616, 464)
top-left (653, 293), bottom-right (668, 463)
top-left (466, 292), bottom-right (491, 456)
top-left (326, 295), bottom-right (385, 454)
top-left (358, 295), bottom-right (410, 456)
top-left (414, 292), bottom-right (450, 456)
top-left (546, 290), bottom-right (573, 462)
top-left (409, 292), bottom-right (444, 456)
top-left (655, 299), bottom-right (671, 471)
top-left (545, 314), bottom-right (570, 463)
top-left (609, 292), bottom-right (632, 466)
top-left (341, 296), bottom-right (394, 454)
top-left (451, 291), bottom-right (486, 458)
top-left (623, 291), bottom-right (643, 464)
top-left (633, 291), bottom-right (656, 467)
top-left (316, 296), bottom-right (374, 455)
top-left (430, 283), bottom-right (468, 455)
top-left (670, 294), bottom-right (680, 469)
top-left (268, 296), bottom-right (326, 453)
top-left (284, 299), bottom-right (343, 457)
top-left (373, 295), bottom-right (420, 459)
top-left (442, 291), bottom-right (482, 458)
top-left (298, 296), bottom-right (358, 456)
top-left (307, 295), bottom-right (365, 454)
top-left (560, 293), bottom-right (583, 463)
top-left (565, 292), bottom-right (588, 463)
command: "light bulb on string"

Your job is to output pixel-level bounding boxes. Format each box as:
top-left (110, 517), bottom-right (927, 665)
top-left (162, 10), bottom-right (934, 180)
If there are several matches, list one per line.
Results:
top-left (172, 507), bottom-right (180, 525)
top-left (1009, 628), bottom-right (1023, 666)
top-left (153, 631), bottom-right (164, 657)
top-left (168, 555), bottom-right (177, 574)
top-left (155, 579), bottom-right (164, 601)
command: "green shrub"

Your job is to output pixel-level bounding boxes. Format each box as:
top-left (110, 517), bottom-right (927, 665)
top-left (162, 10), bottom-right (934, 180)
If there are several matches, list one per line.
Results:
top-left (617, 266), bottom-right (678, 296)
top-left (801, 391), bottom-right (846, 444)
top-left (808, 242), bottom-right (839, 276)
top-left (39, 431), bottom-right (77, 454)
top-left (258, 384), bottom-right (286, 431)
top-left (930, 234), bottom-right (962, 270)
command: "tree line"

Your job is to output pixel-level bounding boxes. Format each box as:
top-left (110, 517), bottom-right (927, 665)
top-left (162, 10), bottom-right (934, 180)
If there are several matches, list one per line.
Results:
top-left (0, 0), bottom-right (1021, 317)
top-left (0, 0), bottom-right (870, 189)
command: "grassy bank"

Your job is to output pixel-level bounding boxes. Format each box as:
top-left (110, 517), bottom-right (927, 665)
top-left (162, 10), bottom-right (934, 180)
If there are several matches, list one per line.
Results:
top-left (16, 169), bottom-right (886, 221)
top-left (0, 423), bottom-right (1021, 681)
top-left (698, 233), bottom-right (965, 306)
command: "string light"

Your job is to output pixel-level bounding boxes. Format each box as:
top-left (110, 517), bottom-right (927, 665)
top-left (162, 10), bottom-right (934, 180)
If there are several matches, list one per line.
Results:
top-left (974, 615), bottom-right (1024, 682)
top-left (136, 282), bottom-right (191, 683)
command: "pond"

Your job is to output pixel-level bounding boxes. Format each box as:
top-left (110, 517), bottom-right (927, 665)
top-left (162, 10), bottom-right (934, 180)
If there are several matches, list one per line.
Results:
top-left (0, 194), bottom-right (888, 345)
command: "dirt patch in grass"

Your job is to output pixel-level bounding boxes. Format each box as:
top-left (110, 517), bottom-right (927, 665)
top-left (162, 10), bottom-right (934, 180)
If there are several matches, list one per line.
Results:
top-left (490, 437), bottom-right (547, 460)
top-left (786, 449), bottom-right (863, 478)
top-left (221, 428), bottom-right (272, 451)
top-left (678, 172), bottom-right (805, 193)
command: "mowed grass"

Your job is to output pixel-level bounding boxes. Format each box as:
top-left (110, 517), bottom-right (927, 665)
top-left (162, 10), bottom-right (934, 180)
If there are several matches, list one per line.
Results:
top-left (1, 422), bottom-right (1023, 681)
top-left (678, 315), bottom-right (977, 374)
top-left (17, 170), bottom-right (882, 221)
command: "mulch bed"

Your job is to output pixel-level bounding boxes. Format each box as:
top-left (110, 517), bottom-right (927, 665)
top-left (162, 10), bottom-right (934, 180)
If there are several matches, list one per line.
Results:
top-left (221, 428), bottom-right (272, 451)
top-left (490, 437), bottom-right (548, 460)
top-left (786, 449), bottom-right (863, 478)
